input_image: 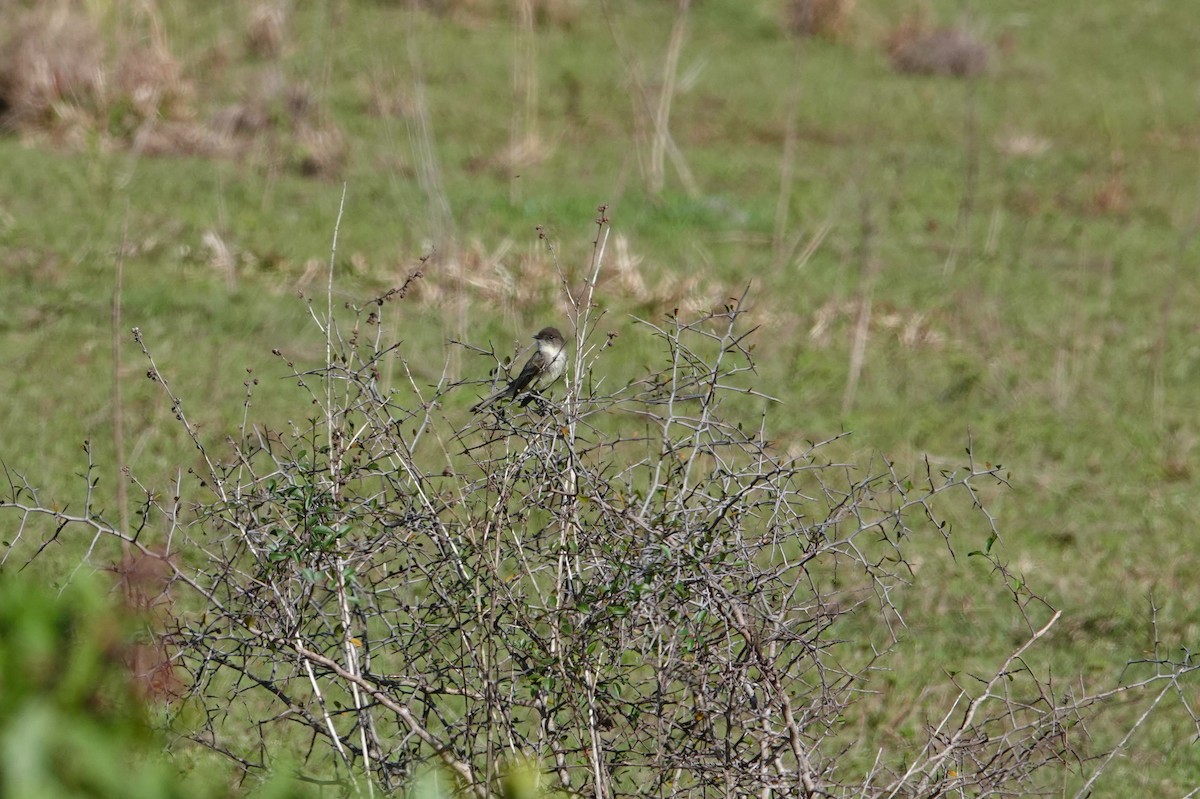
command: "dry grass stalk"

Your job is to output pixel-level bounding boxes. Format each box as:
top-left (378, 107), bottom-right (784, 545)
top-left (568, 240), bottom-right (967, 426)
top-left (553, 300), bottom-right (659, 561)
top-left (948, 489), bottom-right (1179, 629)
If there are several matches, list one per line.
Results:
top-left (201, 229), bottom-right (237, 289)
top-left (509, 0), bottom-right (541, 198)
top-left (648, 0), bottom-right (691, 196)
top-left (246, 1), bottom-right (289, 59)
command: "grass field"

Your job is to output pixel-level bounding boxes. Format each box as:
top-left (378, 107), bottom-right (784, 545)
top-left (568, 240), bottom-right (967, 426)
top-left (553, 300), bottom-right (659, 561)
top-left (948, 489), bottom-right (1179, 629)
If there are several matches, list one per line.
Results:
top-left (1, 0), bottom-right (1198, 793)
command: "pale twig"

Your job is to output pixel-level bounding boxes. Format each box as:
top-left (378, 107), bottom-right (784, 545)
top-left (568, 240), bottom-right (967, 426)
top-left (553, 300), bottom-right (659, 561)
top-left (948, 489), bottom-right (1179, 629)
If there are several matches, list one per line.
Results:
top-left (886, 609), bottom-right (1063, 797)
top-left (842, 195), bottom-right (877, 416)
top-left (112, 207), bottom-right (130, 552)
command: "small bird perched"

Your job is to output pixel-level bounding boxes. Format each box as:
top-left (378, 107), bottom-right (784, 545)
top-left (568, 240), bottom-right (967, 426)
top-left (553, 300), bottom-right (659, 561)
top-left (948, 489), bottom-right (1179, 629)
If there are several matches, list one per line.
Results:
top-left (471, 326), bottom-right (567, 412)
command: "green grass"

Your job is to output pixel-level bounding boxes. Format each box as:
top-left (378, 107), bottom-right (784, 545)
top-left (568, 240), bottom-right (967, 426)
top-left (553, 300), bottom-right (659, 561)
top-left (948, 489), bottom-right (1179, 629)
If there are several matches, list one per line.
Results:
top-left (1, 0), bottom-right (1198, 793)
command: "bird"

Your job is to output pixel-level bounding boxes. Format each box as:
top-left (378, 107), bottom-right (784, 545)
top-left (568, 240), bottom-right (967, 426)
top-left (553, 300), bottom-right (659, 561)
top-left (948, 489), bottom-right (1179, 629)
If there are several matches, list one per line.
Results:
top-left (471, 326), bottom-right (567, 413)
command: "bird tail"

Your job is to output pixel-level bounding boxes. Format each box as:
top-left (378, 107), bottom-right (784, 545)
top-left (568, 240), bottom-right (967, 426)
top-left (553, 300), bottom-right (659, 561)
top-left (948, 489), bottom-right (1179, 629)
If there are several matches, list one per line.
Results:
top-left (470, 385), bottom-right (515, 413)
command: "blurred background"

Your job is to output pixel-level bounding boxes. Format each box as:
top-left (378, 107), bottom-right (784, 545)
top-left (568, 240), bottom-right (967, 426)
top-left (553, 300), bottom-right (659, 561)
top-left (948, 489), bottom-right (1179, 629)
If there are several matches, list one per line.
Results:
top-left (0, 0), bottom-right (1197, 793)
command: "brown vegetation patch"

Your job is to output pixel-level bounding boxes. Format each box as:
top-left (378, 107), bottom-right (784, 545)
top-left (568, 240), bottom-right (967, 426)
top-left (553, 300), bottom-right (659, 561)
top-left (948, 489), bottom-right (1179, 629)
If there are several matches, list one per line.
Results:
top-left (116, 43), bottom-right (191, 121)
top-left (364, 77), bottom-right (415, 119)
top-left (405, 234), bottom-right (730, 320)
top-left (462, 133), bottom-right (552, 178)
top-left (1089, 173), bottom-right (1131, 217)
top-left (606, 233), bottom-right (730, 317)
top-left (809, 298), bottom-right (946, 349)
top-left (246, 1), bottom-right (289, 59)
top-left (202, 68), bottom-right (348, 177)
top-left (0, 3), bottom-right (345, 177)
top-left (112, 549), bottom-right (185, 703)
top-left (783, 0), bottom-right (855, 40)
top-left (532, 0), bottom-right (582, 28)
top-left (294, 120), bottom-right (348, 178)
top-left (886, 17), bottom-right (989, 78)
top-left (995, 131), bottom-right (1051, 158)
top-left (410, 0), bottom-right (580, 28)
top-left (0, 7), bottom-right (105, 133)
top-left (0, 5), bottom-right (202, 151)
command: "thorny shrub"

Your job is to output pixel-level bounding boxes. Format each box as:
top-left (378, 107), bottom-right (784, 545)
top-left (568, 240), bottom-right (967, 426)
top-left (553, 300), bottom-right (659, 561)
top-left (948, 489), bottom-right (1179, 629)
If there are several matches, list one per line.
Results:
top-left (2, 211), bottom-right (1196, 798)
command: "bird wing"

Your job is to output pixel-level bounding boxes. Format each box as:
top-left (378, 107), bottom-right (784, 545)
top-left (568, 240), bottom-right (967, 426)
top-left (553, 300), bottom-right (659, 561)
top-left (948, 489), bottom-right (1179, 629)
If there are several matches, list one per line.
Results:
top-left (470, 348), bottom-right (547, 412)
top-left (507, 349), bottom-right (547, 395)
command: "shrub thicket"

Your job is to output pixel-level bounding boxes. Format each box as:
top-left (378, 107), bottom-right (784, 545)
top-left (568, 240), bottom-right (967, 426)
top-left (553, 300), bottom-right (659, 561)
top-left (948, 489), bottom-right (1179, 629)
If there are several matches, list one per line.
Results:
top-left (2, 214), bottom-right (1195, 797)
